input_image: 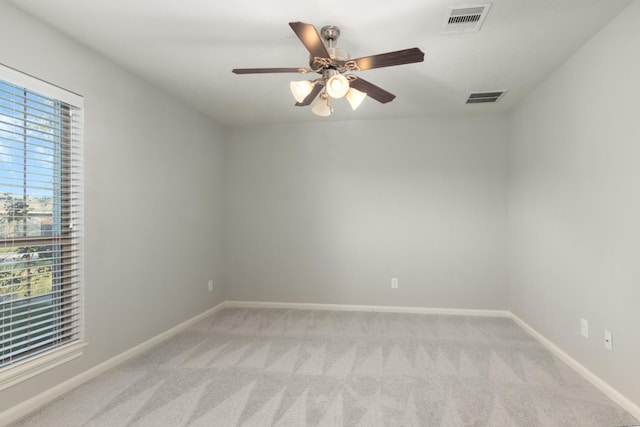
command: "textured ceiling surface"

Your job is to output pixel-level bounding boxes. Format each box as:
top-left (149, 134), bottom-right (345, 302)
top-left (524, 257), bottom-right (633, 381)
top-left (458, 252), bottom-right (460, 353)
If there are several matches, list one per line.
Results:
top-left (8, 0), bottom-right (633, 126)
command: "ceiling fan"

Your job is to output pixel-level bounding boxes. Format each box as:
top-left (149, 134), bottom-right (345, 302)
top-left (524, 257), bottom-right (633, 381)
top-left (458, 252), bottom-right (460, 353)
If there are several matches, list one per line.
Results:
top-left (232, 22), bottom-right (425, 116)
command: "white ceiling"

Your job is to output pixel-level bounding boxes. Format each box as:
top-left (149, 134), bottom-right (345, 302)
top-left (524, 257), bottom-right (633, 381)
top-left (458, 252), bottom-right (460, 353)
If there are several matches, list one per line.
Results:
top-left (8, 0), bottom-right (633, 127)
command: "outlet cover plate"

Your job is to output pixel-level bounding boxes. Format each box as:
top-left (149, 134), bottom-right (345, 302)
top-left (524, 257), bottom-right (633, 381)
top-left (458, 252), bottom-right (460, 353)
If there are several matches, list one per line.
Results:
top-left (581, 318), bottom-right (589, 338)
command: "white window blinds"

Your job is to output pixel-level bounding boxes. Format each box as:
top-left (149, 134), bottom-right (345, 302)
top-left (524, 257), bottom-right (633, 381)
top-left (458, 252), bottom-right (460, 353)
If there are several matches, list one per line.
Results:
top-left (0, 66), bottom-right (84, 374)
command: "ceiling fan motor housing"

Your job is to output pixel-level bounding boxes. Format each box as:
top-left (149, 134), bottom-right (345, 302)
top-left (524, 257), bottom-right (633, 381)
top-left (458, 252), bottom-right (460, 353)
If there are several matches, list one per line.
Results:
top-left (309, 25), bottom-right (350, 70)
top-left (310, 47), bottom-right (350, 69)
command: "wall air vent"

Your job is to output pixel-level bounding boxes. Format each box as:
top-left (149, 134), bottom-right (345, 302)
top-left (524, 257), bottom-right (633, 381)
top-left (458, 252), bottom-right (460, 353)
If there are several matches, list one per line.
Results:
top-left (442, 4), bottom-right (492, 34)
top-left (466, 90), bottom-right (507, 104)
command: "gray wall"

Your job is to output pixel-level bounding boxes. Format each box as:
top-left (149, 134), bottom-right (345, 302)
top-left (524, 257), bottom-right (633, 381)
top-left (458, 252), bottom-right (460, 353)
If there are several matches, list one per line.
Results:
top-left (0, 3), bottom-right (226, 411)
top-left (3, 0), bottom-right (640, 416)
top-left (224, 117), bottom-right (509, 309)
top-left (509, 0), bottom-right (640, 406)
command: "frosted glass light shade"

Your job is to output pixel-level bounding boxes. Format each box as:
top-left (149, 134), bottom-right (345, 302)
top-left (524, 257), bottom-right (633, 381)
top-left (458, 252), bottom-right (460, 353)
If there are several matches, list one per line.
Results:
top-left (326, 75), bottom-right (349, 99)
top-left (345, 88), bottom-right (367, 110)
top-left (290, 80), bottom-right (314, 103)
top-left (311, 95), bottom-right (331, 116)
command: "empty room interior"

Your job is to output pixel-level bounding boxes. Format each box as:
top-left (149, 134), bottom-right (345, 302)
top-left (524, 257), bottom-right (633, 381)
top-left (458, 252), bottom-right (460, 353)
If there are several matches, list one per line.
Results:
top-left (1, 0), bottom-right (639, 425)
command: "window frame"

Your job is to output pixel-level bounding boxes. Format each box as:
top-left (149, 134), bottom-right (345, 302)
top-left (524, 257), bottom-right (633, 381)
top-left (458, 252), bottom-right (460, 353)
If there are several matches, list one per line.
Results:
top-left (0, 63), bottom-right (85, 390)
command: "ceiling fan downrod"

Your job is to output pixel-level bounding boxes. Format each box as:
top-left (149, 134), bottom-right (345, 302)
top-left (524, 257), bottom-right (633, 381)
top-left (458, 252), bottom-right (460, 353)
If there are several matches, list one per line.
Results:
top-left (314, 25), bottom-right (350, 70)
top-left (320, 25), bottom-right (340, 48)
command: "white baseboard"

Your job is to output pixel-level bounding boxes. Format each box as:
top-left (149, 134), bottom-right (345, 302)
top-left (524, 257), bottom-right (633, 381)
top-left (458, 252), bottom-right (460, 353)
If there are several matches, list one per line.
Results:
top-left (510, 313), bottom-right (640, 421)
top-left (0, 301), bottom-right (228, 427)
top-left (3, 301), bottom-right (638, 425)
top-left (225, 300), bottom-right (510, 317)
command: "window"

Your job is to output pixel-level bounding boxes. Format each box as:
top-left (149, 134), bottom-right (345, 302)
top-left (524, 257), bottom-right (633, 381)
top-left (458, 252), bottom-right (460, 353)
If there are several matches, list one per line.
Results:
top-left (0, 65), bottom-right (84, 389)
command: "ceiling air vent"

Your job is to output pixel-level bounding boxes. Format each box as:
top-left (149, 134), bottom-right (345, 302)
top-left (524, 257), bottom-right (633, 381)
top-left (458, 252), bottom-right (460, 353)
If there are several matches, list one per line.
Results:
top-left (466, 90), bottom-right (507, 104)
top-left (442, 4), bottom-right (492, 34)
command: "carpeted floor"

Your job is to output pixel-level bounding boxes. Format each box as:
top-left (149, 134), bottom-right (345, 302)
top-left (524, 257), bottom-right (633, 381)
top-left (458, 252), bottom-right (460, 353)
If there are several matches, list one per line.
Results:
top-left (13, 307), bottom-right (640, 426)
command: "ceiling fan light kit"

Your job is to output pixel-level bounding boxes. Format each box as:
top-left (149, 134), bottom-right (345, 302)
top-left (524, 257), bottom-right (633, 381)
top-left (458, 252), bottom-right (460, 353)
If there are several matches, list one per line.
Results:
top-left (345, 87), bottom-right (367, 110)
top-left (326, 73), bottom-right (349, 99)
top-left (290, 80), bottom-right (315, 103)
top-left (312, 93), bottom-right (332, 116)
top-left (232, 22), bottom-right (425, 117)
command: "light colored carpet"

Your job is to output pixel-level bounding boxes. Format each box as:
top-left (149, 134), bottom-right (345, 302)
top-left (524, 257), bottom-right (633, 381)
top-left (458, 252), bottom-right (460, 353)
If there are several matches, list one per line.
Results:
top-left (13, 307), bottom-right (639, 426)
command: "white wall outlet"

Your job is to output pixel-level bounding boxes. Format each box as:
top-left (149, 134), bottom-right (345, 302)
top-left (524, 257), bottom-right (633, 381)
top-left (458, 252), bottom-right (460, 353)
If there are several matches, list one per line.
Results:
top-left (391, 278), bottom-right (399, 289)
top-left (604, 330), bottom-right (613, 351)
top-left (208, 279), bottom-right (213, 292)
top-left (580, 318), bottom-right (589, 338)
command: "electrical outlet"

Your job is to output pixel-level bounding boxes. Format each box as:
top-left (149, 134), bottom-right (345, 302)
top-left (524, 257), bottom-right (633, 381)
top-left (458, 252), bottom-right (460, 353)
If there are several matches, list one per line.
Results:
top-left (391, 278), bottom-right (399, 289)
top-left (581, 318), bottom-right (589, 338)
top-left (604, 330), bottom-right (613, 351)
top-left (208, 280), bottom-right (213, 292)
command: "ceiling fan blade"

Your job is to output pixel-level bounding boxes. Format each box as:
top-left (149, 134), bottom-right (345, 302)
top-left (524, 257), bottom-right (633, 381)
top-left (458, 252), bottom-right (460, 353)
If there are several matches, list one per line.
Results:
top-left (232, 67), bottom-right (311, 74)
top-left (350, 48), bottom-right (425, 71)
top-left (295, 83), bottom-right (323, 106)
top-left (349, 77), bottom-right (396, 104)
top-left (289, 22), bottom-right (331, 60)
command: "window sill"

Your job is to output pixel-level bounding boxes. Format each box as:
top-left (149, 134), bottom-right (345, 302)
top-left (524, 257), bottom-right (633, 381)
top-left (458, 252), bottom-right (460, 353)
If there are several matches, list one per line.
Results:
top-left (0, 342), bottom-right (87, 391)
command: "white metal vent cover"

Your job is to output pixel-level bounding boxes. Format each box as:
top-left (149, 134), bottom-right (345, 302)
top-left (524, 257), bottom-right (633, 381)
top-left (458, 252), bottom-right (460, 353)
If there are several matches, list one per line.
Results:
top-left (466, 90), bottom-right (507, 104)
top-left (442, 3), bottom-right (492, 34)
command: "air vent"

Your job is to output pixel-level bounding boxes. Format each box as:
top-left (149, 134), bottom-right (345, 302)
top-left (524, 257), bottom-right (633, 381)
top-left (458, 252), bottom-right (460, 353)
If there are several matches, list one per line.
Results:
top-left (442, 4), bottom-right (492, 34)
top-left (466, 90), bottom-right (507, 104)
